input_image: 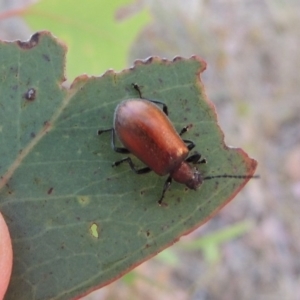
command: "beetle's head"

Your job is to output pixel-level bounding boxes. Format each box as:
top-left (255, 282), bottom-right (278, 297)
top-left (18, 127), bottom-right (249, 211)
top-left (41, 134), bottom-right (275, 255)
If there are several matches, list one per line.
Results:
top-left (171, 162), bottom-right (203, 190)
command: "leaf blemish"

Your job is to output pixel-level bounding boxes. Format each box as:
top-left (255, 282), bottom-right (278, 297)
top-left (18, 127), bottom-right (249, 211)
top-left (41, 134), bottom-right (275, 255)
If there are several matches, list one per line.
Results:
top-left (89, 223), bottom-right (100, 239)
top-left (24, 88), bottom-right (36, 101)
top-left (42, 54), bottom-right (50, 62)
top-left (47, 187), bottom-right (54, 195)
top-left (77, 196), bottom-right (90, 206)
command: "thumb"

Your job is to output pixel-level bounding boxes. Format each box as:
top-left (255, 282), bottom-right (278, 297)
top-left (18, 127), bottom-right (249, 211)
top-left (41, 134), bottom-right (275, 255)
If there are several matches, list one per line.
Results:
top-left (0, 212), bottom-right (13, 300)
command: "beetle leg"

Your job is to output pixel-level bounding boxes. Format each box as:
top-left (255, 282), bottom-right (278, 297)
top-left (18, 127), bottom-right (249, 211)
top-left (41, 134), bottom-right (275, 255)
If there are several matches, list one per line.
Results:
top-left (132, 83), bottom-right (143, 98)
top-left (113, 157), bottom-right (152, 174)
top-left (98, 128), bottom-right (130, 154)
top-left (179, 124), bottom-right (193, 136)
top-left (132, 83), bottom-right (168, 116)
top-left (183, 139), bottom-right (196, 151)
top-left (186, 153), bottom-right (207, 164)
top-left (158, 175), bottom-right (172, 206)
top-left (147, 99), bottom-right (168, 116)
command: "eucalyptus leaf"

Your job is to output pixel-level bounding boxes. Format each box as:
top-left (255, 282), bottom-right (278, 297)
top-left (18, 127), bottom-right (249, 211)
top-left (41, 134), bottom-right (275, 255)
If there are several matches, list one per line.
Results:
top-left (0, 32), bottom-right (257, 300)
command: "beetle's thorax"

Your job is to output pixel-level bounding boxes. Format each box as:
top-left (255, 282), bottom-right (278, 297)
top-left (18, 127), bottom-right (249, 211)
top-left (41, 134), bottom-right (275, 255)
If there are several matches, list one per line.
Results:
top-left (171, 162), bottom-right (203, 190)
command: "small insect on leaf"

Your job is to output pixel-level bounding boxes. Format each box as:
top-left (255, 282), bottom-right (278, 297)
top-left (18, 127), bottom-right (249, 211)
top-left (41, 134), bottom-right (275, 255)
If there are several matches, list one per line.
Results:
top-left (98, 83), bottom-right (259, 205)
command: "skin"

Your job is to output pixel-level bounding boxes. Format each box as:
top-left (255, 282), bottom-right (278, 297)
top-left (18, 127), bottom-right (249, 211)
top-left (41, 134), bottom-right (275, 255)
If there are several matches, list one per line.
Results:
top-left (114, 99), bottom-right (189, 176)
top-left (0, 212), bottom-right (13, 299)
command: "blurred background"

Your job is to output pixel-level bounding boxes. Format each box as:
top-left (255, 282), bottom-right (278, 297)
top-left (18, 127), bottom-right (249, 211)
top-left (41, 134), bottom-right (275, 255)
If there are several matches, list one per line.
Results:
top-left (1, 0), bottom-right (299, 299)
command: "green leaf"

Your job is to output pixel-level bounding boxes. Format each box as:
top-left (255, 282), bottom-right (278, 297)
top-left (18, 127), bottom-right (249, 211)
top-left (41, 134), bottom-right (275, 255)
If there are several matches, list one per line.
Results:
top-left (22, 0), bottom-right (151, 81)
top-left (0, 32), bottom-right (257, 300)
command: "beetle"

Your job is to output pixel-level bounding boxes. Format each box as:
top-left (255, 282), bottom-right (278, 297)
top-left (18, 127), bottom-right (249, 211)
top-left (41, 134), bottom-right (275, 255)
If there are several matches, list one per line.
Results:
top-left (98, 83), bottom-right (258, 205)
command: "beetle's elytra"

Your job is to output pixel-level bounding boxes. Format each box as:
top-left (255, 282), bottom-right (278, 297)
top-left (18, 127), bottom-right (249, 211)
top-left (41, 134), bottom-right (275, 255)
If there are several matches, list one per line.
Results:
top-left (98, 83), bottom-right (258, 205)
top-left (115, 99), bottom-right (193, 178)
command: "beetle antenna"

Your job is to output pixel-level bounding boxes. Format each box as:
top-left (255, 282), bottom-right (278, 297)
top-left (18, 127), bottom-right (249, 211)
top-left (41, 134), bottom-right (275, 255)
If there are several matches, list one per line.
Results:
top-left (203, 174), bottom-right (260, 180)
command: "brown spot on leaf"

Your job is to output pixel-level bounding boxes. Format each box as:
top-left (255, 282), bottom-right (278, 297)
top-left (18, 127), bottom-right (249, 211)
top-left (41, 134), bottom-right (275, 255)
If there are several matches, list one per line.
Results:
top-left (43, 121), bottom-right (51, 129)
top-left (47, 187), bottom-right (53, 195)
top-left (17, 32), bottom-right (40, 49)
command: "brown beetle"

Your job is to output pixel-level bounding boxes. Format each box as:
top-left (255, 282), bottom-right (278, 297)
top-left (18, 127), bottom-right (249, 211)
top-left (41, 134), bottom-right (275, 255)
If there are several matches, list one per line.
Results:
top-left (98, 84), bottom-right (257, 205)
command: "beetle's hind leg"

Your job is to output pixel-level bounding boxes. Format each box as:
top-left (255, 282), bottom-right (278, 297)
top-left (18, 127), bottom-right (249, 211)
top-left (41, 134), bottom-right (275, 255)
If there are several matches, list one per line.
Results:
top-left (113, 157), bottom-right (152, 174)
top-left (186, 152), bottom-right (206, 164)
top-left (98, 128), bottom-right (130, 153)
top-left (158, 176), bottom-right (172, 206)
top-left (98, 128), bottom-right (152, 172)
top-left (182, 139), bottom-right (196, 151)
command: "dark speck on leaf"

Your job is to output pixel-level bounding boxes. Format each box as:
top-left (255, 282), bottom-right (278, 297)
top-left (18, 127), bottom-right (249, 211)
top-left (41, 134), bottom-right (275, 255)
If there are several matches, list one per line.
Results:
top-left (43, 54), bottom-right (50, 62)
top-left (9, 66), bottom-right (17, 74)
top-left (47, 187), bottom-right (53, 195)
top-left (24, 88), bottom-right (36, 101)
